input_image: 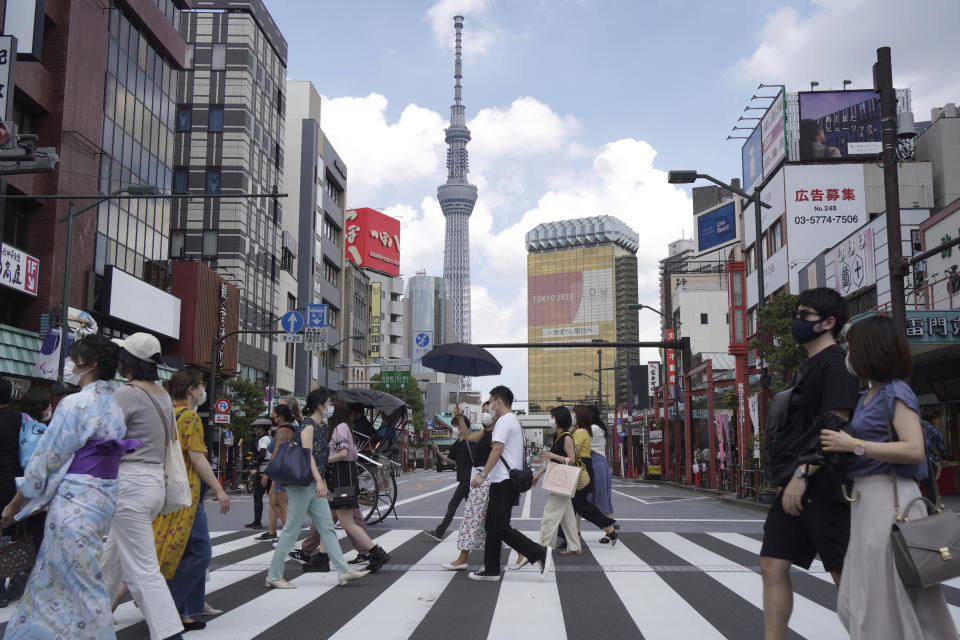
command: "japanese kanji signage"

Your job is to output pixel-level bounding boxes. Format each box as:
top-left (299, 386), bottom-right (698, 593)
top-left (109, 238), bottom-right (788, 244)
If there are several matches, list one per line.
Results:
top-left (647, 361), bottom-right (660, 398)
top-left (666, 328), bottom-right (676, 389)
top-left (370, 281), bottom-right (381, 359)
top-left (344, 207), bottom-right (401, 277)
top-left (834, 228), bottom-right (875, 296)
top-left (0, 243), bottom-right (38, 296)
top-left (760, 87), bottom-right (787, 179)
top-left (903, 311), bottom-right (960, 345)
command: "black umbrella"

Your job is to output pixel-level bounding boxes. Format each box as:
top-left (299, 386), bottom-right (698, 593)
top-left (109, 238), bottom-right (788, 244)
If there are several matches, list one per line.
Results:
top-left (420, 342), bottom-right (502, 377)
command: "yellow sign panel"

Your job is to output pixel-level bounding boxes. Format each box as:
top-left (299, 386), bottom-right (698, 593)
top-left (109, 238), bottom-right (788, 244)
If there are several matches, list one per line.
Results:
top-left (369, 281), bottom-right (382, 359)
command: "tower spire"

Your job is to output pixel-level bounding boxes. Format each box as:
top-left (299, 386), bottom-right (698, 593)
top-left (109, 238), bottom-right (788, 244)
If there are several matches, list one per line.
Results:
top-left (438, 15), bottom-right (478, 344)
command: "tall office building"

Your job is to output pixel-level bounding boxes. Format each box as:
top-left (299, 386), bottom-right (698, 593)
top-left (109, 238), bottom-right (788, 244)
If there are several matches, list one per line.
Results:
top-left (437, 15), bottom-right (477, 344)
top-left (526, 216), bottom-right (640, 411)
top-left (174, 0), bottom-right (287, 386)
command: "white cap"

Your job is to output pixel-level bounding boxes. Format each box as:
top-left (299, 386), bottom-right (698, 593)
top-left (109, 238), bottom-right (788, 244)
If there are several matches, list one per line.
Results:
top-left (112, 333), bottom-right (163, 364)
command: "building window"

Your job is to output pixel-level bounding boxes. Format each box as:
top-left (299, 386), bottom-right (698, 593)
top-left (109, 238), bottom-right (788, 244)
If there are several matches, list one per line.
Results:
top-left (700, 313), bottom-right (709, 325)
top-left (211, 44), bottom-right (226, 71)
top-left (280, 247), bottom-right (294, 274)
top-left (183, 44), bottom-right (194, 70)
top-left (170, 229), bottom-right (185, 259)
top-left (205, 168), bottom-right (221, 194)
top-left (173, 167), bottom-right (188, 194)
top-left (202, 230), bottom-right (217, 257)
top-left (275, 142), bottom-right (281, 169)
top-left (322, 215), bottom-right (340, 244)
top-left (323, 260), bottom-right (338, 285)
top-left (285, 293), bottom-right (296, 368)
top-left (770, 219), bottom-right (784, 254)
top-left (175, 105), bottom-right (191, 132)
top-left (208, 105), bottom-right (224, 132)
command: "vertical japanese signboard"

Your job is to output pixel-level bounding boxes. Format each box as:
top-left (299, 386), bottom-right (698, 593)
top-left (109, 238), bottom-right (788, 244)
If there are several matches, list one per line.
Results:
top-left (646, 360), bottom-right (660, 399)
top-left (761, 88), bottom-right (787, 179)
top-left (666, 328), bottom-right (676, 397)
top-left (370, 281), bottom-right (381, 359)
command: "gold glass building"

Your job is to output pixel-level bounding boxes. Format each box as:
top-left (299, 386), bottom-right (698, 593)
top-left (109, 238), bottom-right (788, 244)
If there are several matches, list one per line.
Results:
top-left (526, 216), bottom-right (640, 412)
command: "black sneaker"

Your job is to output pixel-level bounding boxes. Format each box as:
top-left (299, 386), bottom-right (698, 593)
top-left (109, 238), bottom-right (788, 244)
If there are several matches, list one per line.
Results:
top-left (302, 554), bottom-right (330, 573)
top-left (288, 548), bottom-right (310, 563)
top-left (244, 522), bottom-right (263, 529)
top-left (365, 546), bottom-right (391, 574)
top-left (348, 553), bottom-right (370, 566)
top-left (254, 532), bottom-right (278, 541)
top-left (422, 530), bottom-right (442, 542)
top-left (468, 570), bottom-right (501, 582)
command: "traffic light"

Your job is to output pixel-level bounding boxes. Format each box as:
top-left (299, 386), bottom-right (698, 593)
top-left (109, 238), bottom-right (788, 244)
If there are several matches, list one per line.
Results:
top-left (0, 121), bottom-right (16, 148)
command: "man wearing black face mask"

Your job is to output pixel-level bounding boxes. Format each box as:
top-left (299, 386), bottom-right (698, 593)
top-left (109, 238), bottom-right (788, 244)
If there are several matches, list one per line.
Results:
top-left (760, 287), bottom-right (860, 640)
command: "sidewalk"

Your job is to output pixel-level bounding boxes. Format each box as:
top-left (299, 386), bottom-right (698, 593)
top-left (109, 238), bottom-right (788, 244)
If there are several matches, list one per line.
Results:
top-left (627, 476), bottom-right (960, 514)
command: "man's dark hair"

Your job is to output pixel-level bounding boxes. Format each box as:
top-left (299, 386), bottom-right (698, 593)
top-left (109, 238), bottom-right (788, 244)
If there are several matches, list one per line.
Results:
top-left (846, 315), bottom-right (913, 382)
top-left (796, 287), bottom-right (849, 338)
top-left (489, 385), bottom-right (513, 407)
top-left (118, 349), bottom-right (160, 382)
top-left (0, 377), bottom-right (12, 404)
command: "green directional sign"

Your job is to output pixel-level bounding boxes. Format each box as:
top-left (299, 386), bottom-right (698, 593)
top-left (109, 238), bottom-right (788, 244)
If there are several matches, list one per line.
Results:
top-left (380, 363), bottom-right (411, 390)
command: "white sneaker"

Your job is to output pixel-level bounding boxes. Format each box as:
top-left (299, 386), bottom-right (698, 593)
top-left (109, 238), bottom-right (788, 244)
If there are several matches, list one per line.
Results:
top-left (441, 562), bottom-right (468, 571)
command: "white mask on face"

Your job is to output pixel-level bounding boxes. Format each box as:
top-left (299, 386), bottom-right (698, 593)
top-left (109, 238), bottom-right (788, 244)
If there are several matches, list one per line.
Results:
top-left (845, 352), bottom-right (857, 377)
top-left (195, 388), bottom-right (208, 408)
top-left (480, 411), bottom-right (492, 427)
top-left (550, 417), bottom-right (557, 429)
top-left (63, 358), bottom-right (84, 386)
top-left (325, 405), bottom-right (335, 419)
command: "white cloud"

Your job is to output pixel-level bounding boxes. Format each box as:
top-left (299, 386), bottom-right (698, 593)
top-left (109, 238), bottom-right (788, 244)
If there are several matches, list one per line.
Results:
top-left (425, 0), bottom-right (499, 55)
top-left (468, 97), bottom-right (581, 165)
top-left (729, 0), bottom-right (960, 116)
top-left (319, 93), bottom-right (446, 204)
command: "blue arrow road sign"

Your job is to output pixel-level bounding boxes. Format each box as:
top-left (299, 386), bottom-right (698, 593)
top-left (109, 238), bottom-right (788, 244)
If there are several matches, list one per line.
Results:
top-left (281, 311), bottom-right (304, 334)
top-left (306, 304), bottom-right (329, 327)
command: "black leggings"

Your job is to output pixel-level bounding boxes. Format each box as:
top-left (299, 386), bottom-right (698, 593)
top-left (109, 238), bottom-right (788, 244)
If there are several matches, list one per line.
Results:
top-left (572, 457), bottom-right (615, 530)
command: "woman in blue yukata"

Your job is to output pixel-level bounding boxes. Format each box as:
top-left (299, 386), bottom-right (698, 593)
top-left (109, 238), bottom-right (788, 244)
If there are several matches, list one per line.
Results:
top-left (1, 335), bottom-right (147, 640)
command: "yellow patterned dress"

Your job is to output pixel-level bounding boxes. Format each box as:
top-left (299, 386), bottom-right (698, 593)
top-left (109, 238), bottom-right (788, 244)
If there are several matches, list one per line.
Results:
top-left (152, 407), bottom-right (206, 579)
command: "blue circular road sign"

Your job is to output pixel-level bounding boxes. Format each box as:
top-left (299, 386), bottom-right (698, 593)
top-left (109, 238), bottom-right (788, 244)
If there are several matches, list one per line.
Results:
top-left (416, 333), bottom-right (430, 347)
top-left (281, 311), bottom-right (304, 334)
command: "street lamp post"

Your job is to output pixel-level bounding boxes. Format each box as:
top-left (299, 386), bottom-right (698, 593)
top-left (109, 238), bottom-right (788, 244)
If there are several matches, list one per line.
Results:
top-left (573, 370), bottom-right (600, 411)
top-left (325, 334), bottom-right (365, 390)
top-left (56, 185), bottom-right (159, 379)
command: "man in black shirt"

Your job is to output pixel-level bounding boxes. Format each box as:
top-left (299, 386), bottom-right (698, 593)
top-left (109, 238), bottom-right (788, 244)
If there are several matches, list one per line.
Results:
top-left (424, 413), bottom-right (477, 541)
top-left (760, 288), bottom-right (860, 640)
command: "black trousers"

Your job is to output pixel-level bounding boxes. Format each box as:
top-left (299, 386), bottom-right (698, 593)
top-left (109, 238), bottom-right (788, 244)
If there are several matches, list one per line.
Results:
top-left (483, 480), bottom-right (543, 574)
top-left (572, 457), bottom-right (616, 530)
top-left (252, 472), bottom-right (269, 525)
top-left (435, 479), bottom-right (471, 537)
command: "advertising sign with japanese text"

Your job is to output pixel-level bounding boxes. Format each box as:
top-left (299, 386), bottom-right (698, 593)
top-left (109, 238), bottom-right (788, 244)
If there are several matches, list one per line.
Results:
top-left (647, 361), bottom-right (660, 399)
top-left (761, 88), bottom-right (787, 179)
top-left (833, 228), bottom-right (875, 296)
top-left (370, 281), bottom-right (382, 359)
top-left (696, 201), bottom-right (737, 253)
top-left (798, 90), bottom-right (882, 159)
top-left (785, 164), bottom-right (866, 292)
top-left (344, 208), bottom-right (401, 277)
top-left (0, 243), bottom-right (39, 296)
top-left (666, 329), bottom-right (676, 388)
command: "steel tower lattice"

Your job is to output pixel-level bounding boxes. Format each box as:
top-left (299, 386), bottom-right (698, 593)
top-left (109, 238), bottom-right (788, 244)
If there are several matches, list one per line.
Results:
top-left (437, 15), bottom-right (478, 344)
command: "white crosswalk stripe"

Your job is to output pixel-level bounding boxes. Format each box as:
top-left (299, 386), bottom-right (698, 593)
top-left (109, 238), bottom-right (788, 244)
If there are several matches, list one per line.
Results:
top-left (6, 526), bottom-right (938, 639)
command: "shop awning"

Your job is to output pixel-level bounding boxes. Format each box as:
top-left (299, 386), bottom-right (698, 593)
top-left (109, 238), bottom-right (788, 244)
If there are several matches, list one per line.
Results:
top-left (0, 325), bottom-right (43, 378)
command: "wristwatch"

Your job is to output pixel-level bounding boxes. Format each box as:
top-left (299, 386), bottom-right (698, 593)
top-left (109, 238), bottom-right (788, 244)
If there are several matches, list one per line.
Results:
top-left (794, 466), bottom-right (807, 480)
top-left (853, 441), bottom-right (866, 456)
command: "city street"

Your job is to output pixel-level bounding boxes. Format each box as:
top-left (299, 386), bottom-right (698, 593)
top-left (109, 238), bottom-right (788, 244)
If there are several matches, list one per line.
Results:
top-left (15, 469), bottom-right (948, 639)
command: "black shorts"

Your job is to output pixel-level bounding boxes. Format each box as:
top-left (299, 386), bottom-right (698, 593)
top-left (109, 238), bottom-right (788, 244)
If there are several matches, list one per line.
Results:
top-left (760, 493), bottom-right (850, 573)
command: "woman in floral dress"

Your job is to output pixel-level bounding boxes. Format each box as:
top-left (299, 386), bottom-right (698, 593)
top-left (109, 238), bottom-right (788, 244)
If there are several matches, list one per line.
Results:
top-left (2, 335), bottom-right (140, 640)
top-left (441, 404), bottom-right (496, 570)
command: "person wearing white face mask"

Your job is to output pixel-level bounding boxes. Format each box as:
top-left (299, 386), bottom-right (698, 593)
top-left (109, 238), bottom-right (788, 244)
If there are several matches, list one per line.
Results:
top-left (423, 408), bottom-right (478, 542)
top-left (153, 369), bottom-right (230, 627)
top-left (100, 333), bottom-right (191, 639)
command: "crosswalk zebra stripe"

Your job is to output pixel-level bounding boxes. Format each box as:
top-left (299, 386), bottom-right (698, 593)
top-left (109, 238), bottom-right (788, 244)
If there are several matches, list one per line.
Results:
top-left (210, 534), bottom-right (269, 558)
top-left (648, 532), bottom-right (847, 639)
top-left (708, 532), bottom-right (833, 581)
top-left (328, 532), bottom-right (462, 638)
top-left (198, 529), bottom-right (420, 640)
top-left (392, 482), bottom-right (458, 507)
top-left (582, 531), bottom-right (724, 639)
top-left (488, 545), bottom-right (567, 638)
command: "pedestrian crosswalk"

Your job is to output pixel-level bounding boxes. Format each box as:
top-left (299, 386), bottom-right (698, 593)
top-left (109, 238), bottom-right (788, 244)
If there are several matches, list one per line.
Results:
top-left (7, 526), bottom-right (960, 639)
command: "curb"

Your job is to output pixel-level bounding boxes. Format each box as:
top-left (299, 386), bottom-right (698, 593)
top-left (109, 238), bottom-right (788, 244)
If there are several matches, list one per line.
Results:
top-left (625, 477), bottom-right (772, 513)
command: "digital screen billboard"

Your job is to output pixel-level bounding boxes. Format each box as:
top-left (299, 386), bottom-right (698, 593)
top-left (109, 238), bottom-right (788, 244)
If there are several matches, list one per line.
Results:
top-left (761, 88), bottom-right (787, 179)
top-left (696, 201), bottom-right (737, 253)
top-left (798, 90), bottom-right (882, 160)
top-left (741, 125), bottom-right (762, 194)
top-left (344, 208), bottom-right (401, 277)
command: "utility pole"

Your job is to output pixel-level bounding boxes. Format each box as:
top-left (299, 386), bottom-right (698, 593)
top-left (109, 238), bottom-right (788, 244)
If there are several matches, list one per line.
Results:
top-left (597, 348), bottom-right (603, 415)
top-left (875, 46), bottom-right (908, 335)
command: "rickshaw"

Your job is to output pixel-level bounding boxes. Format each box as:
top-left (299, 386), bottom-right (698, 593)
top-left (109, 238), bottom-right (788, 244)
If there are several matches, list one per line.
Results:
top-left (336, 388), bottom-right (406, 524)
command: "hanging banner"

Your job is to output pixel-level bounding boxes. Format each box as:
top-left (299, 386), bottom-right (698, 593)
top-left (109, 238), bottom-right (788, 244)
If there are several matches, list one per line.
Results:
top-left (370, 281), bottom-right (382, 359)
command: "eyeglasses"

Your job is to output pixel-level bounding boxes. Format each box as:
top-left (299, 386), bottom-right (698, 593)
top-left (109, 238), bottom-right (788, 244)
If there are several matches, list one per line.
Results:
top-left (793, 310), bottom-right (822, 321)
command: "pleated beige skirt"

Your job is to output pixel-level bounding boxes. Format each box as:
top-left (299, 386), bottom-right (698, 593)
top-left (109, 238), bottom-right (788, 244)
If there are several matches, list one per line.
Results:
top-left (838, 474), bottom-right (957, 640)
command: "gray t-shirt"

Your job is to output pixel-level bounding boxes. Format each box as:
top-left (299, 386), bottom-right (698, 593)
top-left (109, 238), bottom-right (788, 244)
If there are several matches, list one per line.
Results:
top-left (113, 384), bottom-right (174, 465)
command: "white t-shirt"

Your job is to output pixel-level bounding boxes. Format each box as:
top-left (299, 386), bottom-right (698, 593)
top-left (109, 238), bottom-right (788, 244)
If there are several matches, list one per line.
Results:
top-left (590, 424), bottom-right (606, 455)
top-left (488, 412), bottom-right (524, 484)
top-left (258, 435), bottom-right (273, 460)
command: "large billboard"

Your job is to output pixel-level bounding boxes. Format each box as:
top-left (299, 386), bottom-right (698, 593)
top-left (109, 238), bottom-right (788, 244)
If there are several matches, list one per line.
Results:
top-left (741, 125), bottom-right (763, 194)
top-left (528, 268), bottom-right (613, 338)
top-left (695, 201), bottom-right (737, 253)
top-left (761, 88), bottom-right (787, 179)
top-left (798, 90), bottom-right (882, 159)
top-left (344, 208), bottom-right (401, 277)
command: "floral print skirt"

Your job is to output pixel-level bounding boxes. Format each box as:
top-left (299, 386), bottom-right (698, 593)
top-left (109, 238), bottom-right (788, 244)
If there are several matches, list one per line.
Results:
top-left (457, 476), bottom-right (491, 551)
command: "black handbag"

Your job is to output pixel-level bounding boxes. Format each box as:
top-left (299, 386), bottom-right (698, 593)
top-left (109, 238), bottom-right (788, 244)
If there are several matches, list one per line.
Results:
top-left (0, 524), bottom-right (35, 579)
top-left (329, 460), bottom-right (358, 509)
top-left (264, 439), bottom-right (313, 486)
top-left (500, 455), bottom-right (533, 494)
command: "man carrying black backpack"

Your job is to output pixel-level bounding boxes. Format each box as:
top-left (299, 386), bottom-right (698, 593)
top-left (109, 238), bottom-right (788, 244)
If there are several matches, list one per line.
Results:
top-left (760, 288), bottom-right (860, 640)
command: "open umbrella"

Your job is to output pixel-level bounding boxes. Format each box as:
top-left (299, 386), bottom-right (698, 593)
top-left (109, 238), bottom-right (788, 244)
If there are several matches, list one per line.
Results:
top-left (420, 342), bottom-right (502, 377)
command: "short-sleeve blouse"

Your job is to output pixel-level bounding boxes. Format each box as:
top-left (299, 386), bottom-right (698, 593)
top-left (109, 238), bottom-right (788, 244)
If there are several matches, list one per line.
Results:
top-left (848, 379), bottom-right (928, 480)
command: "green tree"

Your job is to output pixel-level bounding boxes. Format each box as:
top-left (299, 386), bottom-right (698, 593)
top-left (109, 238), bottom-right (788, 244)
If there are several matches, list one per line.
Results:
top-left (226, 376), bottom-right (269, 448)
top-left (750, 291), bottom-right (805, 392)
top-left (371, 373), bottom-right (425, 433)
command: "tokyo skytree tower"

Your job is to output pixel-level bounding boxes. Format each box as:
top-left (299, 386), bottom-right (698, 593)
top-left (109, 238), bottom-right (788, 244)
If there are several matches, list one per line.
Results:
top-left (437, 15), bottom-right (478, 344)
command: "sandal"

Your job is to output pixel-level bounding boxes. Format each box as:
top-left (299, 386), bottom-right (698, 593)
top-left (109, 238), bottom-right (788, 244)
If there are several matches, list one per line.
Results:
top-left (599, 536), bottom-right (610, 544)
top-left (606, 528), bottom-right (619, 546)
top-left (558, 549), bottom-right (582, 555)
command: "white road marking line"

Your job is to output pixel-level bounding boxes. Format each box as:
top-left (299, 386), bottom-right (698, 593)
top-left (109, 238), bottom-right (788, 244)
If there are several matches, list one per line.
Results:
top-left (489, 546), bottom-right (565, 638)
top-left (521, 487), bottom-right (532, 519)
top-left (392, 482), bottom-right (459, 506)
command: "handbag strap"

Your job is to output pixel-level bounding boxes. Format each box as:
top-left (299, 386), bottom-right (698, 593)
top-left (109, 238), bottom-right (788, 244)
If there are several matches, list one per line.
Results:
top-left (882, 388), bottom-right (903, 522)
top-left (129, 383), bottom-right (175, 444)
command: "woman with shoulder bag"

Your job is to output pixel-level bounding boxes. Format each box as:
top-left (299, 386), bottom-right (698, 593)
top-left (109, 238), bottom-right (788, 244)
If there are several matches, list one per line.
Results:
top-left (821, 315), bottom-right (956, 639)
top-left (100, 333), bottom-right (189, 640)
top-left (534, 407), bottom-right (581, 555)
top-left (265, 388), bottom-right (369, 589)
top-left (569, 405), bottom-right (618, 544)
top-left (153, 369), bottom-right (230, 628)
top-left (325, 400), bottom-right (390, 571)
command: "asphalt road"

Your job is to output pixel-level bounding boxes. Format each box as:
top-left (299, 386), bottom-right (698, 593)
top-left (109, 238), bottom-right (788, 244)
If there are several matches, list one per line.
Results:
top-left (8, 469), bottom-right (958, 638)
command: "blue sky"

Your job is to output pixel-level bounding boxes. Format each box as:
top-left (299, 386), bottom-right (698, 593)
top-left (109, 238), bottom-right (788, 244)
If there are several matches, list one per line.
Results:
top-left (265, 0), bottom-right (960, 406)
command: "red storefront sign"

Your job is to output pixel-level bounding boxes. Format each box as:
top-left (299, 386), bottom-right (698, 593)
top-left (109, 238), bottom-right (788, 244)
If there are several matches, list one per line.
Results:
top-left (344, 208), bottom-right (401, 277)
